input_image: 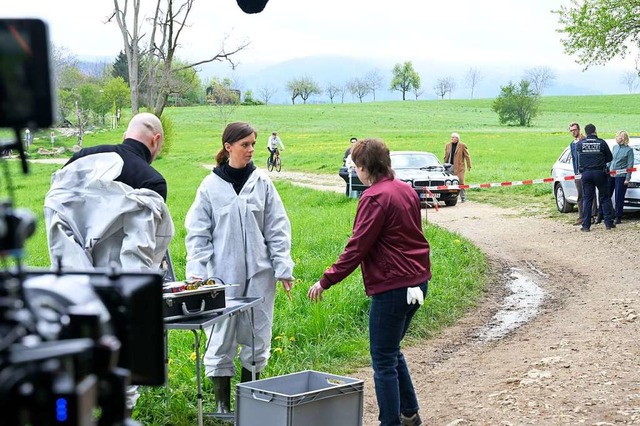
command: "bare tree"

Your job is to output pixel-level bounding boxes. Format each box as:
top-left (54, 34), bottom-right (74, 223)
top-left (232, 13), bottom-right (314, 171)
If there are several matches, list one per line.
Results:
top-left (465, 67), bottom-right (482, 99)
top-left (258, 85), bottom-right (277, 105)
top-left (110, 0), bottom-right (249, 117)
top-left (347, 78), bottom-right (370, 103)
top-left (413, 86), bottom-right (425, 100)
top-left (446, 77), bottom-right (456, 99)
top-left (524, 66), bottom-right (556, 95)
top-left (340, 83), bottom-right (348, 103)
top-left (621, 71), bottom-right (639, 93)
top-left (434, 77), bottom-right (455, 100)
top-left (364, 69), bottom-right (384, 101)
top-left (325, 82), bottom-right (342, 104)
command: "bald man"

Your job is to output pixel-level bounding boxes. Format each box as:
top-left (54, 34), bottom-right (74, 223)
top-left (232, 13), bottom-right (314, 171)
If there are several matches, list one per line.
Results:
top-left (44, 112), bottom-right (173, 415)
top-left (64, 112), bottom-right (167, 200)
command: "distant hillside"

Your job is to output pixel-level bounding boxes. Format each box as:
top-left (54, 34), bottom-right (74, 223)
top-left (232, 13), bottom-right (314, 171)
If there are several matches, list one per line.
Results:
top-left (80, 53), bottom-right (632, 104)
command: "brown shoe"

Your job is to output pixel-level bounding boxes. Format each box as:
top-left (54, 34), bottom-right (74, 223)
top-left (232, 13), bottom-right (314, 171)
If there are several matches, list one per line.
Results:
top-left (573, 218), bottom-right (582, 226)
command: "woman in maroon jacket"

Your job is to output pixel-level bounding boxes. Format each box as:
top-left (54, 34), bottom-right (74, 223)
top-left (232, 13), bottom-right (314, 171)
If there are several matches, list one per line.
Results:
top-left (308, 138), bottom-right (431, 426)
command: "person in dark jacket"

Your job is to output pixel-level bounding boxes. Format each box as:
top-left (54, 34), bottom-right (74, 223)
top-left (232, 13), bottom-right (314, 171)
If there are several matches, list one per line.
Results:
top-left (308, 138), bottom-right (430, 426)
top-left (577, 123), bottom-right (614, 231)
top-left (65, 112), bottom-right (167, 200)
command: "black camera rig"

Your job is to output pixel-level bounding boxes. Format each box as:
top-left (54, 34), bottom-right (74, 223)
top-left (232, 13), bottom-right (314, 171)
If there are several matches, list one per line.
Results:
top-left (0, 18), bottom-right (165, 425)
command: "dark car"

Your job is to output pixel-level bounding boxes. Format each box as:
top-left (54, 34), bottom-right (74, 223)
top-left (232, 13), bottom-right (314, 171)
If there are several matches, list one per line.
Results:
top-left (339, 151), bottom-right (461, 206)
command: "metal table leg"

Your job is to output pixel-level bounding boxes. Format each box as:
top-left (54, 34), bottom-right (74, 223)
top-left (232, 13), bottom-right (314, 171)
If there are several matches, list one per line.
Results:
top-left (247, 307), bottom-right (257, 381)
top-left (192, 329), bottom-right (204, 426)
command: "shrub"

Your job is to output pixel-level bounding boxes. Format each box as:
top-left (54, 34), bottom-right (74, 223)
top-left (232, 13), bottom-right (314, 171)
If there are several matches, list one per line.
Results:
top-left (492, 79), bottom-right (540, 126)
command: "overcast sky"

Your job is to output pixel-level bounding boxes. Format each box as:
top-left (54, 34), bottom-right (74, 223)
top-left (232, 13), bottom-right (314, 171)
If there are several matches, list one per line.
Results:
top-left (4, 0), bottom-right (637, 99)
top-left (4, 0), bottom-right (634, 70)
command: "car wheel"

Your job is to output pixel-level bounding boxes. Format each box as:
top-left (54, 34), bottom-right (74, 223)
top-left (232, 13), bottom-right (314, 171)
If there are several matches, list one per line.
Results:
top-left (444, 197), bottom-right (458, 207)
top-left (554, 183), bottom-right (574, 213)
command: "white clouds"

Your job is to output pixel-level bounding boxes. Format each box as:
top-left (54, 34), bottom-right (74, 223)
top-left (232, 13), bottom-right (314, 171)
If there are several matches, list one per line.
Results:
top-left (3, 0), bottom-right (636, 79)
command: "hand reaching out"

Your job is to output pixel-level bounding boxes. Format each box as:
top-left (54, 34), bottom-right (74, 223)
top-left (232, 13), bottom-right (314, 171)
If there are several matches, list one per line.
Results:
top-left (307, 281), bottom-right (324, 303)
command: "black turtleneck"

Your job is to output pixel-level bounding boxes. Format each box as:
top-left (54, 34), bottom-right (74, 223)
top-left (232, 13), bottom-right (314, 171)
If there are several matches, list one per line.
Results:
top-left (65, 138), bottom-right (167, 200)
top-left (214, 161), bottom-right (256, 194)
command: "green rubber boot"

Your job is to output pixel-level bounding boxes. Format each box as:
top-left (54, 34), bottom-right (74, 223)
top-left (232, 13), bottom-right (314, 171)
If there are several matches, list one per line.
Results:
top-left (209, 376), bottom-right (231, 413)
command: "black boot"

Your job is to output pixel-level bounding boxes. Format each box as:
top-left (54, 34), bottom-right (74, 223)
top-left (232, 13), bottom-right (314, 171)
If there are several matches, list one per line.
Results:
top-left (209, 376), bottom-right (231, 413)
top-left (241, 367), bottom-right (259, 383)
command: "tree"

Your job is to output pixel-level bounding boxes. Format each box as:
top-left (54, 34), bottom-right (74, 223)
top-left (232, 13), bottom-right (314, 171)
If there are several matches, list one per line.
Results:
top-left (465, 67), bottom-right (482, 99)
top-left (241, 90), bottom-right (263, 106)
top-left (621, 71), bottom-right (639, 93)
top-left (325, 82), bottom-right (342, 104)
top-left (286, 77), bottom-right (320, 104)
top-left (206, 77), bottom-right (240, 126)
top-left (555, 1), bottom-right (640, 70)
top-left (258, 85), bottom-right (277, 105)
top-left (364, 69), bottom-right (384, 101)
top-left (412, 86), bottom-right (425, 100)
top-left (433, 77), bottom-right (455, 100)
top-left (347, 78), bottom-right (370, 103)
top-left (492, 80), bottom-right (540, 127)
top-left (390, 61), bottom-right (420, 101)
top-left (298, 77), bottom-right (320, 104)
top-left (112, 51), bottom-right (130, 83)
top-left (102, 76), bottom-right (131, 112)
top-left (445, 77), bottom-right (456, 99)
top-left (286, 80), bottom-right (301, 105)
top-left (524, 66), bottom-right (556, 95)
top-left (110, 0), bottom-right (249, 116)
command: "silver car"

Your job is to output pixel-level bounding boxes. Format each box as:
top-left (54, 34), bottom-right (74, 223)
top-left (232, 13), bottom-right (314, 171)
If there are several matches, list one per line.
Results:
top-left (551, 137), bottom-right (640, 213)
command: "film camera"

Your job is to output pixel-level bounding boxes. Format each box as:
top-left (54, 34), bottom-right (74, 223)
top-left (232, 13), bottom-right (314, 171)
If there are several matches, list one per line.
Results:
top-left (0, 19), bottom-right (165, 425)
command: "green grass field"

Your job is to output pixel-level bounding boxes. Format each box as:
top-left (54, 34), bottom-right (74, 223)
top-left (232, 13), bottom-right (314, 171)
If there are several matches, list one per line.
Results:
top-left (7, 94), bottom-right (639, 424)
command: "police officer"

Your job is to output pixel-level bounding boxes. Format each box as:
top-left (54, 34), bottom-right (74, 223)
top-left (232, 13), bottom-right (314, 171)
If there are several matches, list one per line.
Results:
top-left (577, 123), bottom-right (614, 231)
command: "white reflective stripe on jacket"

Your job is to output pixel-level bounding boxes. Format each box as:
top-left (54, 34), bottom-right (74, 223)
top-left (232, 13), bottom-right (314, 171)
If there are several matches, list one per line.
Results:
top-left (44, 152), bottom-right (174, 272)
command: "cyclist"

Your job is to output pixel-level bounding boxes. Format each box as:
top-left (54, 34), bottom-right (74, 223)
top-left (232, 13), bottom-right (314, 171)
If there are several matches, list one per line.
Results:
top-left (267, 131), bottom-right (285, 165)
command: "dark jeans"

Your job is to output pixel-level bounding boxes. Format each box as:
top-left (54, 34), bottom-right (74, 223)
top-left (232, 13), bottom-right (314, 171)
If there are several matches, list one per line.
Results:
top-left (582, 169), bottom-right (613, 228)
top-left (610, 176), bottom-right (628, 220)
top-left (268, 147), bottom-right (278, 164)
top-left (369, 282), bottom-right (428, 426)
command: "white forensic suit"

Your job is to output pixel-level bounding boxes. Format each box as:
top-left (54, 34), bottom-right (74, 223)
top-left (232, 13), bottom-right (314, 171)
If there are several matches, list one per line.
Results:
top-left (185, 167), bottom-right (294, 377)
top-left (44, 152), bottom-right (174, 272)
top-left (44, 151), bottom-right (174, 410)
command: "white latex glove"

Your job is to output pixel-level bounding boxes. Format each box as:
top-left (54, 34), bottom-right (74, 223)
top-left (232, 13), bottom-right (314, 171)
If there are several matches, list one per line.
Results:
top-left (406, 286), bottom-right (424, 305)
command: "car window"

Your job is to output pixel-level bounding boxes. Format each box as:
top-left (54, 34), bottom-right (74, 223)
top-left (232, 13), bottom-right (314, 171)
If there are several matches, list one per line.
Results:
top-left (558, 147), bottom-right (571, 164)
top-left (631, 143), bottom-right (640, 165)
top-left (391, 153), bottom-right (440, 169)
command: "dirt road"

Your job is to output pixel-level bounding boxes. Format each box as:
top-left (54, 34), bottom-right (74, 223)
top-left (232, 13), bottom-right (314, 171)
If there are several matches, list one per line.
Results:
top-left (269, 170), bottom-right (640, 425)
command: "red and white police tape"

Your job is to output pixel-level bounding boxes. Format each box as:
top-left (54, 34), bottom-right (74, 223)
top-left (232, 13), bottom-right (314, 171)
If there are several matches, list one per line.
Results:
top-left (423, 167), bottom-right (637, 191)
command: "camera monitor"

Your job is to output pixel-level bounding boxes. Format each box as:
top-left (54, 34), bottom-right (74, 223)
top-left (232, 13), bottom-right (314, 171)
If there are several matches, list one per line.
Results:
top-left (24, 271), bottom-right (166, 386)
top-left (0, 18), bottom-right (54, 129)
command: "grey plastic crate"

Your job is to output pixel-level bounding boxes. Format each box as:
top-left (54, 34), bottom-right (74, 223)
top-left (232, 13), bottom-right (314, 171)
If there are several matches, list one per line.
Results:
top-left (235, 370), bottom-right (363, 426)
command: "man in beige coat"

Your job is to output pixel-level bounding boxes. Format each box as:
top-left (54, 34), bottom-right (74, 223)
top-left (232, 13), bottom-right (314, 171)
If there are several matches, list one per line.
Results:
top-left (444, 132), bottom-right (472, 202)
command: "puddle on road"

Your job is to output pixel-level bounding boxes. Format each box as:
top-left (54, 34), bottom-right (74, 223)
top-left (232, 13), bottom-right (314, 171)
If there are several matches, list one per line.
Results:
top-left (476, 268), bottom-right (545, 342)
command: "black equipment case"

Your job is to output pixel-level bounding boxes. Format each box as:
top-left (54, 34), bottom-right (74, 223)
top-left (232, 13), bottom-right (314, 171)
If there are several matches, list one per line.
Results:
top-left (162, 284), bottom-right (226, 322)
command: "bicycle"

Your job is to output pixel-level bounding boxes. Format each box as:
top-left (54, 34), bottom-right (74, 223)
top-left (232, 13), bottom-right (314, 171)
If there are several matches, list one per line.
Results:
top-left (267, 148), bottom-right (282, 172)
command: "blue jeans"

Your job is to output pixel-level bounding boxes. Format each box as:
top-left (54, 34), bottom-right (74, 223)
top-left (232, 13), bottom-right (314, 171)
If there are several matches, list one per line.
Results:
top-left (369, 282), bottom-right (428, 426)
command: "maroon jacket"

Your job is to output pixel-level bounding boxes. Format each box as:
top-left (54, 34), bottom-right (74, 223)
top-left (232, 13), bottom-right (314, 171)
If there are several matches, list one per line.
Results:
top-left (319, 177), bottom-right (431, 296)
